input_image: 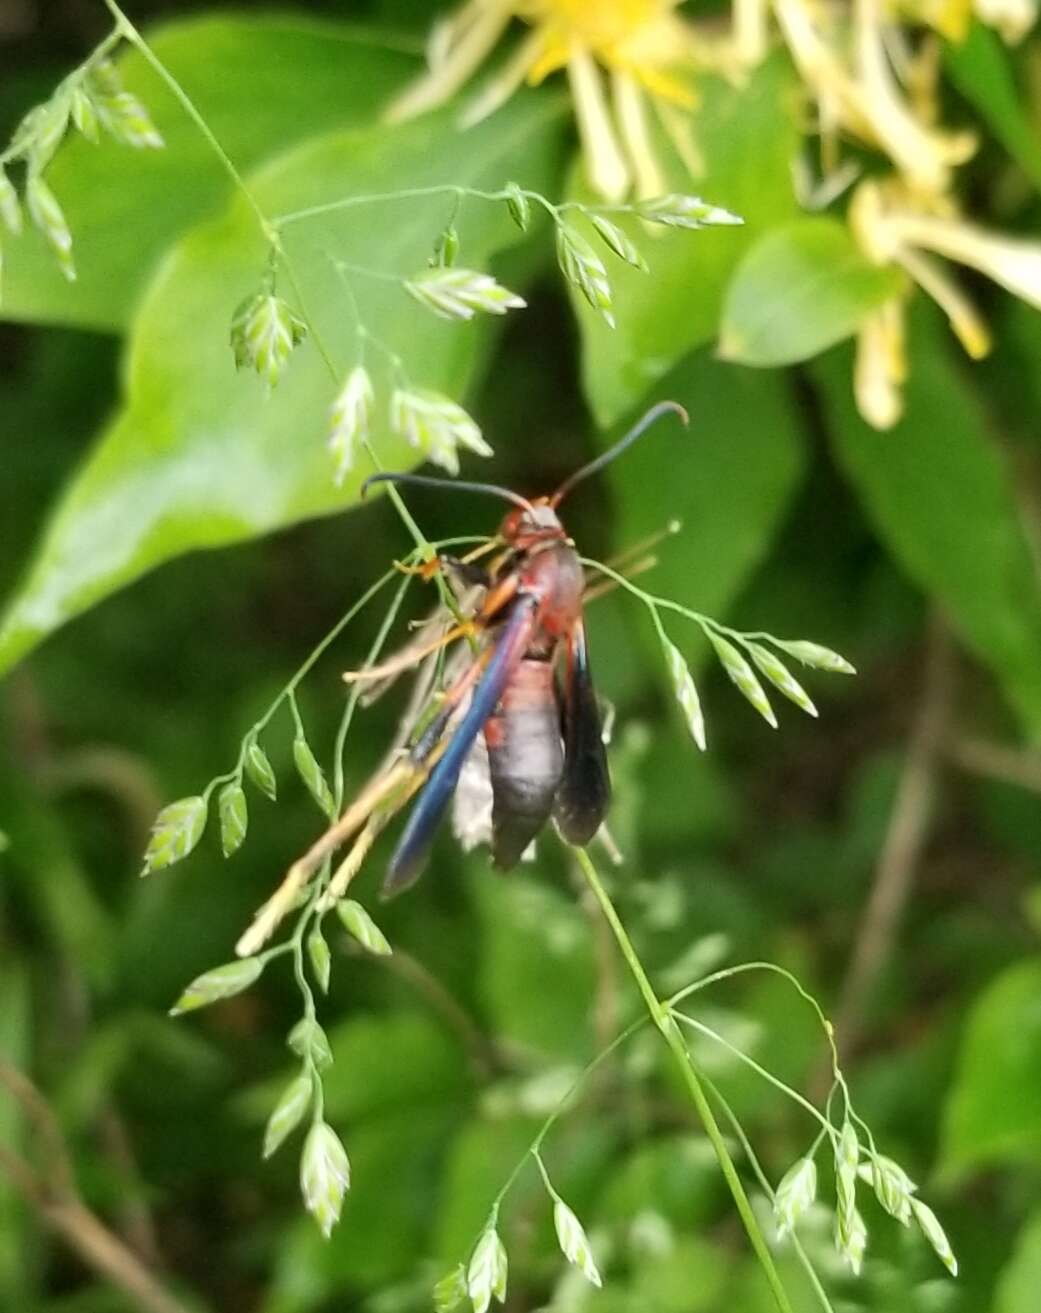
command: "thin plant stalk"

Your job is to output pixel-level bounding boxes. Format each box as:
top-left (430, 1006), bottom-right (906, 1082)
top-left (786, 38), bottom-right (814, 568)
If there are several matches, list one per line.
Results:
top-left (572, 845), bottom-right (794, 1313)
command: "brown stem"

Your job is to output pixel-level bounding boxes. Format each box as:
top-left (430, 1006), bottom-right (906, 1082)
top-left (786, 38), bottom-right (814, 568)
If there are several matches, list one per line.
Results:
top-left (945, 735), bottom-right (1041, 795)
top-left (827, 616), bottom-right (955, 1067)
top-left (0, 1066), bottom-right (190, 1313)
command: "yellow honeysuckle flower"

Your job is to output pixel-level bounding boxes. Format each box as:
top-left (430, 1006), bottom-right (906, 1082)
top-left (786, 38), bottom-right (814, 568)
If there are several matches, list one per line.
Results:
top-left (855, 297), bottom-right (907, 430)
top-left (852, 0), bottom-right (976, 197)
top-left (386, 0), bottom-right (712, 200)
top-left (849, 177), bottom-right (1041, 426)
top-left (974, 0), bottom-right (1039, 41)
top-left (776, 0), bottom-right (976, 198)
top-left (732, 0), bottom-right (771, 64)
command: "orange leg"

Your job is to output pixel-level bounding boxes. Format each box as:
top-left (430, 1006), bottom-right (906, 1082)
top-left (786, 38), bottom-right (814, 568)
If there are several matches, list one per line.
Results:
top-left (477, 571), bottom-right (520, 623)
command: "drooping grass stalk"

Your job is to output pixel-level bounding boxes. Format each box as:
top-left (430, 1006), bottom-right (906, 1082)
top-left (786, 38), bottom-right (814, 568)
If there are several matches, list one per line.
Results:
top-left (700, 1071), bottom-right (837, 1313)
top-left (572, 845), bottom-right (795, 1313)
top-left (101, 0), bottom-right (460, 590)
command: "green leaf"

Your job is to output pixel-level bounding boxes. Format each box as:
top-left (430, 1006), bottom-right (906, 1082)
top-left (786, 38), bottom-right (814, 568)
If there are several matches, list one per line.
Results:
top-left (142, 795), bottom-right (207, 873)
top-left (945, 22), bottom-right (1041, 194)
top-left (609, 350), bottom-right (807, 669)
top-left (0, 96), bottom-right (564, 675)
top-left (318, 1011), bottom-right (468, 1122)
top-left (996, 1211), bottom-right (1041, 1313)
top-left (572, 57), bottom-right (801, 425)
top-left (0, 16), bottom-right (415, 330)
top-left (170, 956), bottom-right (263, 1015)
top-left (473, 873), bottom-right (594, 1060)
top-left (718, 218), bottom-right (902, 367)
top-left (821, 310), bottom-right (1041, 732)
top-left (942, 957), bottom-right (1041, 1171)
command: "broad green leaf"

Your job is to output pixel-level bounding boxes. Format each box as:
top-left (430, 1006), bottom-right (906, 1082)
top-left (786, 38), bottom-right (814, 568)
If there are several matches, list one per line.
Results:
top-left (821, 311), bottom-right (1041, 732)
top-left (942, 957), bottom-right (1041, 1171)
top-left (571, 57), bottom-right (800, 425)
top-left (945, 22), bottom-right (1041, 194)
top-left (997, 1211), bottom-right (1041, 1313)
top-left (0, 16), bottom-right (415, 330)
top-left (318, 1011), bottom-right (468, 1123)
top-left (609, 349), bottom-right (807, 641)
top-left (0, 96), bottom-right (565, 674)
top-left (473, 871), bottom-right (594, 1059)
top-left (718, 218), bottom-right (903, 366)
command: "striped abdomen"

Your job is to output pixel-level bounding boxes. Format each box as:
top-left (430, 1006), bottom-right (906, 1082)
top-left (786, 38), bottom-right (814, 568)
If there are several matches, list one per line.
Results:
top-left (485, 657), bottom-right (563, 870)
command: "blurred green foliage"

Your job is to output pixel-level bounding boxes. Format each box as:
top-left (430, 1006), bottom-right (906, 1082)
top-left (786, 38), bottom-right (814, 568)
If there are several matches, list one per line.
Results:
top-left (2, 3), bottom-right (1041, 1313)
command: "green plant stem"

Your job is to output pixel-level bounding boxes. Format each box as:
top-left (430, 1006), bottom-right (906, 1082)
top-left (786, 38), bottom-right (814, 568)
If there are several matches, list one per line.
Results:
top-left (103, 0), bottom-right (275, 243)
top-left (700, 1071), bottom-right (837, 1313)
top-left (572, 845), bottom-right (794, 1313)
top-left (488, 1019), bottom-right (643, 1217)
top-left (103, 0), bottom-right (449, 585)
top-left (671, 1010), bottom-right (838, 1142)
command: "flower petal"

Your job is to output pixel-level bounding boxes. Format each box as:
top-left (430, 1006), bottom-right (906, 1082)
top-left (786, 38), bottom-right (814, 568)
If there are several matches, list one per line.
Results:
top-left (890, 211), bottom-right (1041, 312)
top-left (896, 247), bottom-right (992, 358)
top-left (854, 0), bottom-right (976, 195)
top-left (568, 47), bottom-right (631, 200)
top-left (459, 28), bottom-right (546, 127)
top-left (385, 2), bottom-right (512, 122)
top-left (855, 297), bottom-right (907, 431)
top-left (612, 68), bottom-right (666, 198)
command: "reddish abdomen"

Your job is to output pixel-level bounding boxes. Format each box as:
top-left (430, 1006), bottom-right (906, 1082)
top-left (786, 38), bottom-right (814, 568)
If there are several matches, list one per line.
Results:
top-left (485, 658), bottom-right (563, 869)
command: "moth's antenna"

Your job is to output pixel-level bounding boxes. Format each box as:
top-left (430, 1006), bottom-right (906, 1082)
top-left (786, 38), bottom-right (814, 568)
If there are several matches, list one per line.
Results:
top-left (550, 401), bottom-right (689, 507)
top-left (362, 471), bottom-right (535, 513)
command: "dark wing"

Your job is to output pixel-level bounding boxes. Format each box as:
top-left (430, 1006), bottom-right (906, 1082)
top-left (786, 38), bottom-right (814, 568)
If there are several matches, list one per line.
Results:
top-left (553, 620), bottom-right (610, 846)
top-left (382, 595), bottom-right (538, 898)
